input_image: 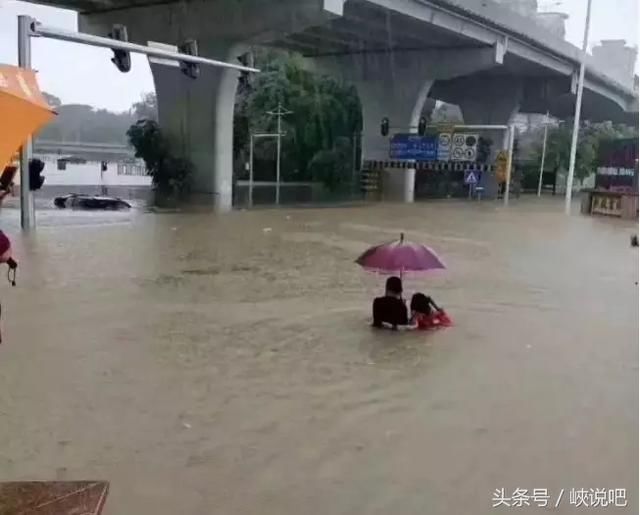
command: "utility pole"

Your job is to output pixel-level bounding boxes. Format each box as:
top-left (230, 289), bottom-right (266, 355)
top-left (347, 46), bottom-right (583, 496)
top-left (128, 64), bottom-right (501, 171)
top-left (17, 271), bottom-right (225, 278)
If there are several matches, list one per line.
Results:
top-left (352, 131), bottom-right (360, 193)
top-left (565, 0), bottom-right (593, 214)
top-left (15, 15), bottom-right (259, 230)
top-left (18, 15), bottom-right (35, 231)
top-left (537, 111), bottom-right (550, 197)
top-left (267, 103), bottom-right (292, 205)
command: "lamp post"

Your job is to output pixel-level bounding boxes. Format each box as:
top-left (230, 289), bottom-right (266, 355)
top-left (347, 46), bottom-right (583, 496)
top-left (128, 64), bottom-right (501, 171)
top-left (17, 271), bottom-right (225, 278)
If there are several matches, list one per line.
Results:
top-left (565, 0), bottom-right (593, 214)
top-left (266, 103), bottom-right (292, 205)
top-left (16, 15), bottom-right (259, 230)
top-left (537, 111), bottom-right (550, 197)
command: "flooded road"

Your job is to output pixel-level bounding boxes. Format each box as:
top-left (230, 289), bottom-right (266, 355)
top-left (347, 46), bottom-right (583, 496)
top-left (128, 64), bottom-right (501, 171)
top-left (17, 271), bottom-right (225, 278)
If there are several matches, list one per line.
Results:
top-left (0, 198), bottom-right (637, 514)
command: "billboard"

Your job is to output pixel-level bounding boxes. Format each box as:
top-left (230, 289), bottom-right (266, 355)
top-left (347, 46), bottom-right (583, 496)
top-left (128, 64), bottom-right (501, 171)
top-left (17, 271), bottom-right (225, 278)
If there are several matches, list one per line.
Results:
top-left (595, 138), bottom-right (638, 190)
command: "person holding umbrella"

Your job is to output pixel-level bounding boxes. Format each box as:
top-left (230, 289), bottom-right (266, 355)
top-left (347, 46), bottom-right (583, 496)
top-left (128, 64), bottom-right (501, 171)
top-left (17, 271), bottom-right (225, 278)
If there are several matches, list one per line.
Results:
top-left (372, 276), bottom-right (409, 330)
top-left (357, 233), bottom-right (451, 331)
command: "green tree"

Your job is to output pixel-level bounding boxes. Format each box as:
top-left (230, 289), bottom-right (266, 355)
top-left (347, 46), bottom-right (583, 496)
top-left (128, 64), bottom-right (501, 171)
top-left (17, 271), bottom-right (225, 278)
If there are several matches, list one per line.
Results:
top-left (131, 92), bottom-right (158, 121)
top-left (531, 120), bottom-right (638, 183)
top-left (37, 104), bottom-right (134, 144)
top-left (127, 119), bottom-right (192, 198)
top-left (308, 137), bottom-right (353, 192)
top-left (234, 49), bottom-right (362, 188)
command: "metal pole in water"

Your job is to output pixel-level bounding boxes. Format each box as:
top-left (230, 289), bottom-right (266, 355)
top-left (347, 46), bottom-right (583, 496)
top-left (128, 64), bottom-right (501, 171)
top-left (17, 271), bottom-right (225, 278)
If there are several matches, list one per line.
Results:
top-left (537, 112), bottom-right (549, 197)
top-left (18, 15), bottom-right (35, 231)
top-left (504, 124), bottom-right (516, 206)
top-left (565, 0), bottom-right (593, 215)
top-left (276, 107), bottom-right (282, 205)
top-left (267, 103), bottom-right (292, 206)
top-left (249, 135), bottom-right (254, 208)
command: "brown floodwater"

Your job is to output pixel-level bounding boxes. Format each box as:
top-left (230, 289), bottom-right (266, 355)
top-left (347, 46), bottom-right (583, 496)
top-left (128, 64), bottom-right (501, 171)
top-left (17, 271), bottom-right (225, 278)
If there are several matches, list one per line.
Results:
top-left (0, 197), bottom-right (637, 514)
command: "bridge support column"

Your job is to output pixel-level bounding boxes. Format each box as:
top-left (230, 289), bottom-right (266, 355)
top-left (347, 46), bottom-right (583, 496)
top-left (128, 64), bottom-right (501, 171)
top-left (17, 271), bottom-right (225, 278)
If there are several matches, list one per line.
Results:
top-left (311, 45), bottom-right (506, 203)
top-left (79, 0), bottom-right (345, 211)
top-left (454, 80), bottom-right (522, 199)
top-left (458, 84), bottom-right (522, 126)
top-left (150, 45), bottom-right (241, 211)
top-left (357, 79), bottom-right (434, 203)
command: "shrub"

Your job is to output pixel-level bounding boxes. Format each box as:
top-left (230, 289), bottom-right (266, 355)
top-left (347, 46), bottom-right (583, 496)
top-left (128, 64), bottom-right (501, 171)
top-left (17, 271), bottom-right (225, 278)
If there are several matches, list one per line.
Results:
top-left (127, 119), bottom-right (192, 197)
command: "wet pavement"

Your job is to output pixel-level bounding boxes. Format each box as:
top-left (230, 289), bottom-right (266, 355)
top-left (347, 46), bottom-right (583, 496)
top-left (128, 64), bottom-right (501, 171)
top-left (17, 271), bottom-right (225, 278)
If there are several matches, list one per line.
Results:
top-left (0, 197), bottom-right (637, 514)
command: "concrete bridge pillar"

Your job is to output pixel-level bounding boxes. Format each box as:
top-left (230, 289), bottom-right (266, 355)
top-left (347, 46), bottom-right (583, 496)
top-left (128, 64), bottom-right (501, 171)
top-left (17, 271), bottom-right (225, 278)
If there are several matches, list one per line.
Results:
top-left (429, 75), bottom-right (523, 199)
top-left (79, 0), bottom-right (345, 211)
top-left (356, 76), bottom-right (433, 203)
top-left (458, 80), bottom-right (522, 199)
top-left (149, 45), bottom-right (241, 211)
top-left (457, 83), bottom-right (522, 139)
top-left (313, 45), bottom-right (506, 203)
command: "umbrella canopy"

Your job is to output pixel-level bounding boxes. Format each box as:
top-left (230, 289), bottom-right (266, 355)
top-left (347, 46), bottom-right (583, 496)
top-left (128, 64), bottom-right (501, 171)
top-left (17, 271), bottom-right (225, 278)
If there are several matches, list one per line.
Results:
top-left (0, 64), bottom-right (56, 169)
top-left (355, 233), bottom-right (446, 276)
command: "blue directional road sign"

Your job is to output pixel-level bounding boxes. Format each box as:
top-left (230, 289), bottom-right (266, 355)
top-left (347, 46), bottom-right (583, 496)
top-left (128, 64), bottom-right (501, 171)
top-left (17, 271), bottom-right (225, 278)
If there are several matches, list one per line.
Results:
top-left (389, 134), bottom-right (438, 161)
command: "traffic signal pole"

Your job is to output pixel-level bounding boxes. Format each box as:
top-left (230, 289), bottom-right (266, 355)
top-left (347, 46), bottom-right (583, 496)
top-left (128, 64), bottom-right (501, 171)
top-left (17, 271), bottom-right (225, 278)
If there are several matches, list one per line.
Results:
top-left (15, 15), bottom-right (260, 230)
top-left (18, 15), bottom-right (35, 230)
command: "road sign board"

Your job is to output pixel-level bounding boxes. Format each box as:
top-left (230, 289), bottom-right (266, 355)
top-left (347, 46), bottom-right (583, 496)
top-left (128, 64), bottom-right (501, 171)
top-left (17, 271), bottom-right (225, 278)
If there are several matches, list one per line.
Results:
top-left (451, 133), bottom-right (478, 162)
top-left (464, 170), bottom-right (478, 185)
top-left (389, 134), bottom-right (438, 161)
top-left (437, 133), bottom-right (452, 161)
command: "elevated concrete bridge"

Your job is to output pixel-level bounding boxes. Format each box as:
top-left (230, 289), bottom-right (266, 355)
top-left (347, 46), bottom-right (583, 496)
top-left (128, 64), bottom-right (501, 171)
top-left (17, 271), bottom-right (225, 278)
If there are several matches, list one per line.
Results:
top-left (22, 0), bottom-right (639, 208)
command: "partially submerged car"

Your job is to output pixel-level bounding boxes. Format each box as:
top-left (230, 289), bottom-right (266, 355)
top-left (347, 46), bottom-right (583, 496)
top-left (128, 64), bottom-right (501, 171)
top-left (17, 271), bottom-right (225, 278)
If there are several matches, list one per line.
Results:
top-left (54, 194), bottom-right (131, 210)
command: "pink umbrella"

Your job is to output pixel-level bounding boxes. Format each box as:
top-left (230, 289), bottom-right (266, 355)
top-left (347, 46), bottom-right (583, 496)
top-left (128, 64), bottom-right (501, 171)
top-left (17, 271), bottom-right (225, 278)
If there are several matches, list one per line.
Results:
top-left (355, 233), bottom-right (446, 277)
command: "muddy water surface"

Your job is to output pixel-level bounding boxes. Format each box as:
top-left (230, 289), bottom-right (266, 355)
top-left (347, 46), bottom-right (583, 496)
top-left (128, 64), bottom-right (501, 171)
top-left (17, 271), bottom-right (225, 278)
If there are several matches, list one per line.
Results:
top-left (0, 198), bottom-right (637, 514)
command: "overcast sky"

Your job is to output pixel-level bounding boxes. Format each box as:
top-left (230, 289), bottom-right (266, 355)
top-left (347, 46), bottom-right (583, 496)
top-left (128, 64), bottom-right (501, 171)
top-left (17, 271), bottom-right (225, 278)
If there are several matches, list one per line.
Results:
top-left (0, 0), bottom-right (637, 112)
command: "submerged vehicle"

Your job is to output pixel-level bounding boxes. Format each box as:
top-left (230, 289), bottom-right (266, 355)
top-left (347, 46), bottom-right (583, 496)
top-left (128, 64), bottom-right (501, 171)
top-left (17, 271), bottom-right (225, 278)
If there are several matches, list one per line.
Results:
top-left (54, 194), bottom-right (131, 210)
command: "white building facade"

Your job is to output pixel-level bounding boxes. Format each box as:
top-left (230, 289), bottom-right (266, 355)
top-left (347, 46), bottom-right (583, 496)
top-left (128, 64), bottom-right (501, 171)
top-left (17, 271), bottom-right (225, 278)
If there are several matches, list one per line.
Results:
top-left (30, 141), bottom-right (151, 188)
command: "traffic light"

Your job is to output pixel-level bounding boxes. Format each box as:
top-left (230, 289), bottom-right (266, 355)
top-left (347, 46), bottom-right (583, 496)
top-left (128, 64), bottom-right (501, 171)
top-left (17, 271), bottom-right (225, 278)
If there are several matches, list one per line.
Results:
top-left (417, 117), bottom-right (427, 136)
top-left (28, 158), bottom-right (45, 191)
top-left (381, 117), bottom-right (389, 137)
top-left (179, 39), bottom-right (199, 79)
top-left (108, 25), bottom-right (131, 73)
top-left (237, 52), bottom-right (253, 91)
top-left (477, 136), bottom-right (493, 164)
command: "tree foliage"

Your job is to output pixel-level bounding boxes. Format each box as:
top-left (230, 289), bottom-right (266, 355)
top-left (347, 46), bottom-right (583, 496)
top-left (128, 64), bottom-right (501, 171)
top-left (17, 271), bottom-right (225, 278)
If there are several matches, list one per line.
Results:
top-left (131, 92), bottom-right (158, 121)
top-left (234, 50), bottom-right (362, 189)
top-left (531, 120), bottom-right (638, 182)
top-left (308, 137), bottom-right (353, 192)
top-left (37, 103), bottom-right (134, 144)
top-left (127, 119), bottom-right (192, 197)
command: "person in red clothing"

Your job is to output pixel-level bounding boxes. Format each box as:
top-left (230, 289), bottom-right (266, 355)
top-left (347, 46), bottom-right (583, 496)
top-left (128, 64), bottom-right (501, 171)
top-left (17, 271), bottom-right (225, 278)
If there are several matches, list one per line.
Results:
top-left (0, 185), bottom-right (18, 344)
top-left (409, 293), bottom-right (451, 330)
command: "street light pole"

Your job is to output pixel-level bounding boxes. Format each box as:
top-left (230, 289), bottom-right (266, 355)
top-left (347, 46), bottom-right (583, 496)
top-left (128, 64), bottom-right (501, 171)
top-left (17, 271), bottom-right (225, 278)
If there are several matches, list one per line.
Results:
top-left (503, 124), bottom-right (516, 206)
top-left (565, 0), bottom-right (593, 215)
top-left (18, 15), bottom-right (35, 231)
top-left (248, 132), bottom-right (280, 208)
top-left (15, 15), bottom-right (260, 230)
top-left (249, 134), bottom-right (254, 208)
top-left (537, 111), bottom-right (550, 197)
top-left (267, 103), bottom-right (292, 205)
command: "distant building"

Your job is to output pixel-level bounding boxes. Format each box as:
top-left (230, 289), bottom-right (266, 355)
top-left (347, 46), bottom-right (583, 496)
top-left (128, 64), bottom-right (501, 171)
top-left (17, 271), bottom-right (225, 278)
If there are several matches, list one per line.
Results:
top-left (591, 40), bottom-right (638, 87)
top-left (30, 140), bottom-right (150, 187)
top-left (493, 0), bottom-right (538, 17)
top-left (534, 12), bottom-right (568, 40)
top-left (492, 0), bottom-right (568, 40)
